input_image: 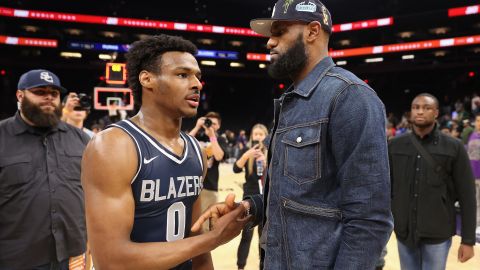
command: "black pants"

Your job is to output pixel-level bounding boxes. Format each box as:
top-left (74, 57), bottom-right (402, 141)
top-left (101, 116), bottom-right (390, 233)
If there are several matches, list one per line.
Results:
top-left (236, 222), bottom-right (263, 269)
top-left (33, 260), bottom-right (69, 270)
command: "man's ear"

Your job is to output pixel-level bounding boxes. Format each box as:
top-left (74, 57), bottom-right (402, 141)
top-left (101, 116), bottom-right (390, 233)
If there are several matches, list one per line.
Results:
top-left (16, 90), bottom-right (25, 103)
top-left (305, 21), bottom-right (322, 43)
top-left (139, 70), bottom-right (155, 91)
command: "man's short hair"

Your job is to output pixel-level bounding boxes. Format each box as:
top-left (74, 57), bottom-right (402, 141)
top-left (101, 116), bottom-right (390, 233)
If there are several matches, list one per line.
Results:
top-left (205, 111), bottom-right (221, 124)
top-left (125, 35), bottom-right (198, 105)
top-left (413, 93), bottom-right (440, 110)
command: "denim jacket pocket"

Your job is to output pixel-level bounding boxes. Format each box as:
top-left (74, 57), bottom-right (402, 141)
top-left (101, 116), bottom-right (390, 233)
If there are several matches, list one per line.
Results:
top-left (282, 123), bottom-right (322, 184)
top-left (280, 197), bottom-right (341, 269)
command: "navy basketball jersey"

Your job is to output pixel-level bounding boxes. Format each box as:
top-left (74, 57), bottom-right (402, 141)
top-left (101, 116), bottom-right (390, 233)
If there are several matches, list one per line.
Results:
top-left (110, 119), bottom-right (204, 270)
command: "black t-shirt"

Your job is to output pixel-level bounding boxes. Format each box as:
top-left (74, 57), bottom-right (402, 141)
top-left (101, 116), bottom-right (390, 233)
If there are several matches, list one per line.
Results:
top-left (202, 136), bottom-right (228, 191)
top-left (233, 147), bottom-right (264, 196)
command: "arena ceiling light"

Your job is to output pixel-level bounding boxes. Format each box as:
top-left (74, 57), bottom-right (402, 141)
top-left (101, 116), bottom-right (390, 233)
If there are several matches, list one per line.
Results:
top-left (22, 25), bottom-right (40, 33)
top-left (60, 51), bottom-right (82, 58)
top-left (98, 54), bottom-right (114, 60)
top-left (402, 54), bottom-right (415, 60)
top-left (336, 60), bottom-right (347, 66)
top-left (0, 35), bottom-right (57, 47)
top-left (429, 27), bottom-right (450, 35)
top-left (0, 7), bottom-right (394, 37)
top-left (200, 60), bottom-right (216, 66)
top-left (65, 28), bottom-right (83, 35)
top-left (197, 38), bottom-right (215, 45)
top-left (365, 57), bottom-right (383, 63)
top-left (229, 41), bottom-right (243, 47)
top-left (230, 62), bottom-right (244, 68)
top-left (398, 31), bottom-right (414, 39)
top-left (258, 63), bottom-right (267, 69)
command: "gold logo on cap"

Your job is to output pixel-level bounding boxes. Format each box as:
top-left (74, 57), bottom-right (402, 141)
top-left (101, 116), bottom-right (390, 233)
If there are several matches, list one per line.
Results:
top-left (322, 6), bottom-right (329, 26)
top-left (283, 0), bottom-right (294, 14)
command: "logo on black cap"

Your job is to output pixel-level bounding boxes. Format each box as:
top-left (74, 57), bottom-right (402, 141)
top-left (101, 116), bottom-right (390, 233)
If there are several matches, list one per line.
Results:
top-left (283, 0), bottom-right (294, 14)
top-left (322, 6), bottom-right (329, 26)
top-left (296, 1), bottom-right (317, 12)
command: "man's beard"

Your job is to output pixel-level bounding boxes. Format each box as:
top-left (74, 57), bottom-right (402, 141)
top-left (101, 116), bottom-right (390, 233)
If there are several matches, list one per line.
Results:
top-left (268, 33), bottom-right (308, 80)
top-left (21, 95), bottom-right (62, 127)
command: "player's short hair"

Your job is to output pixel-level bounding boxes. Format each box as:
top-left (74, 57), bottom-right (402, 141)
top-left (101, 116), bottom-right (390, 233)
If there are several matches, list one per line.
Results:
top-left (126, 35), bottom-right (198, 105)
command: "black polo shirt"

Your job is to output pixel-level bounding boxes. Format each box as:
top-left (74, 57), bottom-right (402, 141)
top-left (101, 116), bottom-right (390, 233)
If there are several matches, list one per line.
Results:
top-left (0, 112), bottom-right (90, 269)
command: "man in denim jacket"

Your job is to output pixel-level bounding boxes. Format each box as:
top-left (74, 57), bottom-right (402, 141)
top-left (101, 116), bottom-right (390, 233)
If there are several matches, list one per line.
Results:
top-left (193, 0), bottom-right (393, 269)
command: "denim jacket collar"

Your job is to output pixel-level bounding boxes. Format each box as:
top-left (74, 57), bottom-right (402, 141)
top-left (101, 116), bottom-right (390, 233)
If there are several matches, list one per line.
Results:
top-left (289, 56), bottom-right (336, 98)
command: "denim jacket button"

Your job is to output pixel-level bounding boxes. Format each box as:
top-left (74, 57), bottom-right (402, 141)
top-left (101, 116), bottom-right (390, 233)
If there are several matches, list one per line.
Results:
top-left (296, 136), bottom-right (302, 143)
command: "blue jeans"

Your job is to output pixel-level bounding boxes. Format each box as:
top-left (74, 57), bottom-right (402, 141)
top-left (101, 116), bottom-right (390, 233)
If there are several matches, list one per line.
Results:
top-left (397, 238), bottom-right (452, 270)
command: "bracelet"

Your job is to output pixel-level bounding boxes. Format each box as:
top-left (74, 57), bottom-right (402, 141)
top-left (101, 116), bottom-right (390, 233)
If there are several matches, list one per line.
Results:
top-left (242, 200), bottom-right (251, 216)
top-left (209, 136), bottom-right (217, 143)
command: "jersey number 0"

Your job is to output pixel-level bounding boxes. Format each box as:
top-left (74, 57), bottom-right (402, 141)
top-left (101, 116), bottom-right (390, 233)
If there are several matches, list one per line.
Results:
top-left (166, 202), bottom-right (186, 242)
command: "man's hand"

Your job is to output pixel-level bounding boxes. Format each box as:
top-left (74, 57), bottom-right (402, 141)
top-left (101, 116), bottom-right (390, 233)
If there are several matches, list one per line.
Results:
top-left (204, 126), bottom-right (216, 138)
top-left (195, 117), bottom-right (207, 129)
top-left (244, 144), bottom-right (261, 159)
top-left (458, 244), bottom-right (474, 263)
top-left (64, 92), bottom-right (79, 112)
top-left (191, 193), bottom-right (238, 232)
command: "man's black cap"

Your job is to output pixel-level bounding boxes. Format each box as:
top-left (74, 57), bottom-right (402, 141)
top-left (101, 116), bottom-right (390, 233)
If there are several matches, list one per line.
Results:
top-left (250, 0), bottom-right (332, 37)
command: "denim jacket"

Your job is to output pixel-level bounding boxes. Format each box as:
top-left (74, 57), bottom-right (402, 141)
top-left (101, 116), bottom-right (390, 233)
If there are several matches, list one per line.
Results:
top-left (247, 57), bottom-right (393, 269)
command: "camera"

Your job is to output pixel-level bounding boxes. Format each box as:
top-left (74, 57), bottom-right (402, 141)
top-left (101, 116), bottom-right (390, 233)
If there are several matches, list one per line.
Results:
top-left (204, 118), bottom-right (212, 128)
top-left (74, 93), bottom-right (92, 111)
top-left (252, 140), bottom-right (260, 146)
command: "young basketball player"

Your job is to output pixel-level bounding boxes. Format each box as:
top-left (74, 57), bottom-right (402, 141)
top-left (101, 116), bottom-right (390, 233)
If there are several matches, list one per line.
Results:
top-left (81, 35), bottom-right (250, 269)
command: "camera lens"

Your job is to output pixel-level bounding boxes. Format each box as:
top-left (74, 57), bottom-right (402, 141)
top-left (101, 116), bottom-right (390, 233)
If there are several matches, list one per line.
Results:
top-left (74, 93), bottom-right (92, 111)
top-left (204, 118), bottom-right (212, 128)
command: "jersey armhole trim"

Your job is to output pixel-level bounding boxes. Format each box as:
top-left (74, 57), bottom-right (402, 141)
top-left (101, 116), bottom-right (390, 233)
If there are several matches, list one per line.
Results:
top-left (110, 124), bottom-right (143, 184)
top-left (186, 134), bottom-right (204, 172)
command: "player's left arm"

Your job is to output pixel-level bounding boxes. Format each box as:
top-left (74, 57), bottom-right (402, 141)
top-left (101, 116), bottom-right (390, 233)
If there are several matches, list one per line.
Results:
top-left (191, 148), bottom-right (214, 270)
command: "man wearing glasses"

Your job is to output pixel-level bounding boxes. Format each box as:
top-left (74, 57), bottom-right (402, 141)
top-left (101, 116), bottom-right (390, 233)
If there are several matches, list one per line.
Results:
top-left (0, 69), bottom-right (90, 269)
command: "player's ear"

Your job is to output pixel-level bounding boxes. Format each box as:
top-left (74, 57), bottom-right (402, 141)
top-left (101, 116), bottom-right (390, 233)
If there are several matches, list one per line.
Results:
top-left (139, 70), bottom-right (155, 91)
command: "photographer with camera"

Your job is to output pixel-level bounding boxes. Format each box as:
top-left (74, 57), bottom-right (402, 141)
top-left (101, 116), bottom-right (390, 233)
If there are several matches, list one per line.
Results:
top-left (62, 92), bottom-right (94, 138)
top-left (189, 112), bottom-right (228, 229)
top-left (233, 124), bottom-right (268, 270)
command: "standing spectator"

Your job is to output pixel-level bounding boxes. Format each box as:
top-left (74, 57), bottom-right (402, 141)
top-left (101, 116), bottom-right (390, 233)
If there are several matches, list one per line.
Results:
top-left (234, 124), bottom-right (268, 270)
top-left (461, 119), bottom-right (474, 145)
top-left (467, 113), bottom-right (480, 238)
top-left (0, 69), bottom-right (90, 269)
top-left (189, 112), bottom-right (228, 228)
top-left (389, 93), bottom-right (476, 269)
top-left (471, 93), bottom-right (480, 115)
top-left (236, 129), bottom-right (248, 151)
top-left (62, 92), bottom-right (94, 138)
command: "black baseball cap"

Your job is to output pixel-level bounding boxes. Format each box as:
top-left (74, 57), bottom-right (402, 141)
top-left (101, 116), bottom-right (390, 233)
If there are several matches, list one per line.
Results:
top-left (17, 69), bottom-right (68, 93)
top-left (250, 0), bottom-right (332, 37)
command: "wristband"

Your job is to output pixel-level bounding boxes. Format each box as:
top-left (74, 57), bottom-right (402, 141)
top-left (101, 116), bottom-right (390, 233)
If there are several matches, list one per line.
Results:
top-left (209, 136), bottom-right (217, 143)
